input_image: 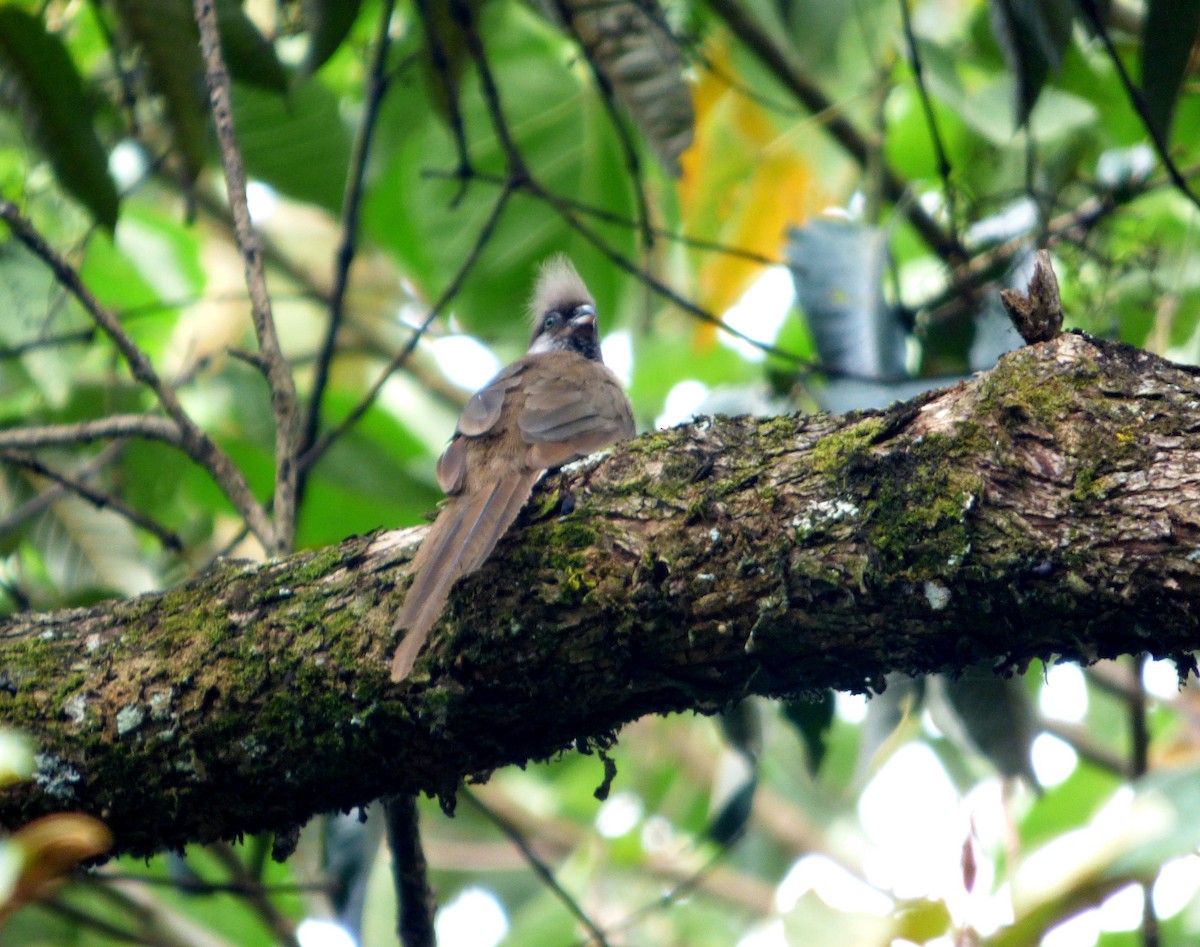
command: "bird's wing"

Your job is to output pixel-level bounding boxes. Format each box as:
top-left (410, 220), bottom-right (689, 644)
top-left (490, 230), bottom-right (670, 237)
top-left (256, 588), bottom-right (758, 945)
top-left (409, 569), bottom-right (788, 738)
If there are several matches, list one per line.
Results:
top-left (518, 359), bottom-right (635, 455)
top-left (458, 363), bottom-right (526, 436)
top-left (436, 364), bottom-right (528, 494)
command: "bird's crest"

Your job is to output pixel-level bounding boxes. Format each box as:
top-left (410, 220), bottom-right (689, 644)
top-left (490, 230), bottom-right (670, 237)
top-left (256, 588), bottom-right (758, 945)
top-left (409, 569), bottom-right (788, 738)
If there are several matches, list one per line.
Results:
top-left (529, 255), bottom-right (593, 323)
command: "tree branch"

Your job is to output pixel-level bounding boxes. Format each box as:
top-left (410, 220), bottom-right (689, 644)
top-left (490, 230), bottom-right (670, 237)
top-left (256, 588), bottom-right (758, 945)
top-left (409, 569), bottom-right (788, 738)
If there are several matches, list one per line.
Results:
top-left (0, 201), bottom-right (276, 551)
top-left (194, 0), bottom-right (300, 554)
top-left (3, 333), bottom-right (1200, 858)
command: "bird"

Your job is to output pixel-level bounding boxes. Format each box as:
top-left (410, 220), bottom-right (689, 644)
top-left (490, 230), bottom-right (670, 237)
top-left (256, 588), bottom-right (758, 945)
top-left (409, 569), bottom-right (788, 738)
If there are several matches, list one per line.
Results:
top-left (390, 256), bottom-right (635, 681)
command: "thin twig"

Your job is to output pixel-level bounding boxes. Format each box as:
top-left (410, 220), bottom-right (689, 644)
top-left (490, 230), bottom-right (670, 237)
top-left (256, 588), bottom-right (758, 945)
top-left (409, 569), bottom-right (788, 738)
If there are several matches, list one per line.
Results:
top-left (1, 450), bottom-right (183, 550)
top-left (917, 191), bottom-right (1119, 325)
top-left (534, 179), bottom-right (814, 364)
top-left (1074, 0), bottom-right (1200, 215)
top-left (77, 875), bottom-right (232, 947)
top-left (299, 183), bottom-right (514, 473)
top-left (552, 0), bottom-right (654, 250)
top-left (194, 0), bottom-right (300, 554)
top-left (384, 794), bottom-right (436, 947)
top-left (572, 836), bottom-right (740, 947)
top-left (451, 11), bottom-right (813, 366)
top-left (424, 167), bottom-right (781, 264)
top-left (0, 200), bottom-right (276, 549)
top-left (301, 0), bottom-right (397, 483)
top-left (451, 0), bottom-right (528, 181)
top-left (97, 871), bottom-right (331, 895)
top-left (87, 0), bottom-right (141, 136)
top-left (41, 896), bottom-right (154, 946)
top-left (897, 0), bottom-right (958, 247)
top-left (415, 0), bottom-right (474, 202)
top-left (207, 843), bottom-right (302, 947)
top-left (0, 328), bottom-right (95, 359)
top-left (1039, 717), bottom-right (1134, 777)
top-left (464, 789), bottom-right (611, 947)
top-left (0, 441), bottom-right (126, 542)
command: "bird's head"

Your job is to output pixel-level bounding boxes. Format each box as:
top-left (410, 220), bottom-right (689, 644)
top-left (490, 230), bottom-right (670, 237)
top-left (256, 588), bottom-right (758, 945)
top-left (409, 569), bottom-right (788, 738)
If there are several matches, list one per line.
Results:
top-left (527, 255), bottom-right (602, 361)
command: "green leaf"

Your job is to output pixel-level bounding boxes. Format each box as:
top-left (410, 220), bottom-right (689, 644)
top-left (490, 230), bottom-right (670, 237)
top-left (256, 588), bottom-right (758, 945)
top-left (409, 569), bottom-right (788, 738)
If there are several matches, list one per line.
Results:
top-left (216, 0), bottom-right (289, 95)
top-left (301, 0), bottom-right (365, 75)
top-left (0, 8), bottom-right (119, 230)
top-left (1141, 0), bottom-right (1200, 141)
top-left (937, 664), bottom-right (1039, 786)
top-left (112, 0), bottom-right (289, 183)
top-left (112, 0), bottom-right (208, 183)
top-left (988, 0), bottom-right (1076, 126)
top-left (232, 77), bottom-right (352, 214)
top-left (29, 491), bottom-right (159, 600)
top-left (0, 244), bottom-right (91, 408)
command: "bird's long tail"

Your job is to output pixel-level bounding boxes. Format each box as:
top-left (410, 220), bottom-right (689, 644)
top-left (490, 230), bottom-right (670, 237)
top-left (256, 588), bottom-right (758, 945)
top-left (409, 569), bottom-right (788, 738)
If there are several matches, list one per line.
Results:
top-left (390, 471), bottom-right (539, 680)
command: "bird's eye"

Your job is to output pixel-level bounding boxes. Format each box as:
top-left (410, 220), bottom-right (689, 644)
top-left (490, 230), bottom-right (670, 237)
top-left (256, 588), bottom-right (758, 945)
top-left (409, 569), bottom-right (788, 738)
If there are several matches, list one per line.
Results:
top-left (542, 311), bottom-right (561, 330)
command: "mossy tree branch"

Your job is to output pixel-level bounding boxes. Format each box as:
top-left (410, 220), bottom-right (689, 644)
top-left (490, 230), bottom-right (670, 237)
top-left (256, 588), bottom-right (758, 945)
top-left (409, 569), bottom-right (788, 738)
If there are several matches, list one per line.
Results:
top-left (3, 332), bottom-right (1200, 857)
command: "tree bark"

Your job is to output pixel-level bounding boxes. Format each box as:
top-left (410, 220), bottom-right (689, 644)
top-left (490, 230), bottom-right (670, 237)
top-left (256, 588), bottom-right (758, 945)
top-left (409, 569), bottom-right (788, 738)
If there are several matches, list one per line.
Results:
top-left (3, 332), bottom-right (1199, 857)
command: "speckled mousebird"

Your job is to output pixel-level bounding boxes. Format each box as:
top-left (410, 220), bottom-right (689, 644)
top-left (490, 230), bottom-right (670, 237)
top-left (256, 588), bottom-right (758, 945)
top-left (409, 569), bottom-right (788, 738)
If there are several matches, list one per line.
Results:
top-left (390, 256), bottom-right (635, 680)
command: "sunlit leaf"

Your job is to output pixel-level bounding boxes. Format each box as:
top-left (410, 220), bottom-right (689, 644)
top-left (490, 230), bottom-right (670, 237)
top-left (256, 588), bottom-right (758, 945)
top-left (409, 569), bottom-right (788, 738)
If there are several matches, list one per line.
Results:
top-left (679, 34), bottom-right (819, 332)
top-left (302, 0), bottom-right (366, 75)
top-left (0, 730), bottom-right (34, 787)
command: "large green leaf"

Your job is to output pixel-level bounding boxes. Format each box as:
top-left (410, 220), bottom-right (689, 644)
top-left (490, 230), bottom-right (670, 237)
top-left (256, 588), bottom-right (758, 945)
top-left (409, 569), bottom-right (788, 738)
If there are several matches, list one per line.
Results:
top-left (232, 77), bottom-right (352, 215)
top-left (0, 8), bottom-right (118, 230)
top-left (296, 393), bottom-right (443, 546)
top-left (987, 0), bottom-right (1076, 126)
top-left (1141, 0), bottom-right (1200, 141)
top-left (112, 0), bottom-right (208, 183)
top-left (0, 244), bottom-right (90, 408)
top-left (112, 0), bottom-right (289, 183)
top-left (29, 489), bottom-right (159, 599)
top-left (301, 0), bottom-right (366, 75)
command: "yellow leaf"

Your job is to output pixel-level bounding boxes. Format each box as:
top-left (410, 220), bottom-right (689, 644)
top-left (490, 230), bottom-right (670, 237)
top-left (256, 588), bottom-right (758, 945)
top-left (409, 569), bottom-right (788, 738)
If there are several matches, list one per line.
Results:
top-left (678, 33), bottom-right (825, 344)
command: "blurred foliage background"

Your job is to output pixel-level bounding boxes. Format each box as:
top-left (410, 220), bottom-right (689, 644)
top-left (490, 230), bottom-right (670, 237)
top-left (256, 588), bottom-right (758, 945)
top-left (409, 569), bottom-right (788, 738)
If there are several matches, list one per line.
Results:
top-left (2, 0), bottom-right (1200, 944)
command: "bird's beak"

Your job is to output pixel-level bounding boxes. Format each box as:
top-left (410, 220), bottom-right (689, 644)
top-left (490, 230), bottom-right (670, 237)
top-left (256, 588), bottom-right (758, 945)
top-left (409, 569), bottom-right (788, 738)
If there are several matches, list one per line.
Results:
top-left (571, 304), bottom-right (597, 330)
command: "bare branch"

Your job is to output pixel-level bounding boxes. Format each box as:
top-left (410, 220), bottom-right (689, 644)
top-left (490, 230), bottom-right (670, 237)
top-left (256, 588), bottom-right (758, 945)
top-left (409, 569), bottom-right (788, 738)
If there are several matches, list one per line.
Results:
top-left (0, 201), bottom-right (275, 549)
top-left (384, 795), bottom-right (436, 947)
top-left (0, 416), bottom-right (182, 451)
top-left (465, 789), bottom-right (612, 947)
top-left (5, 334), bottom-right (1200, 857)
top-left (299, 183), bottom-right (515, 473)
top-left (193, 0), bottom-right (300, 554)
top-left (898, 0), bottom-right (959, 248)
top-left (1074, 0), bottom-right (1200, 215)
